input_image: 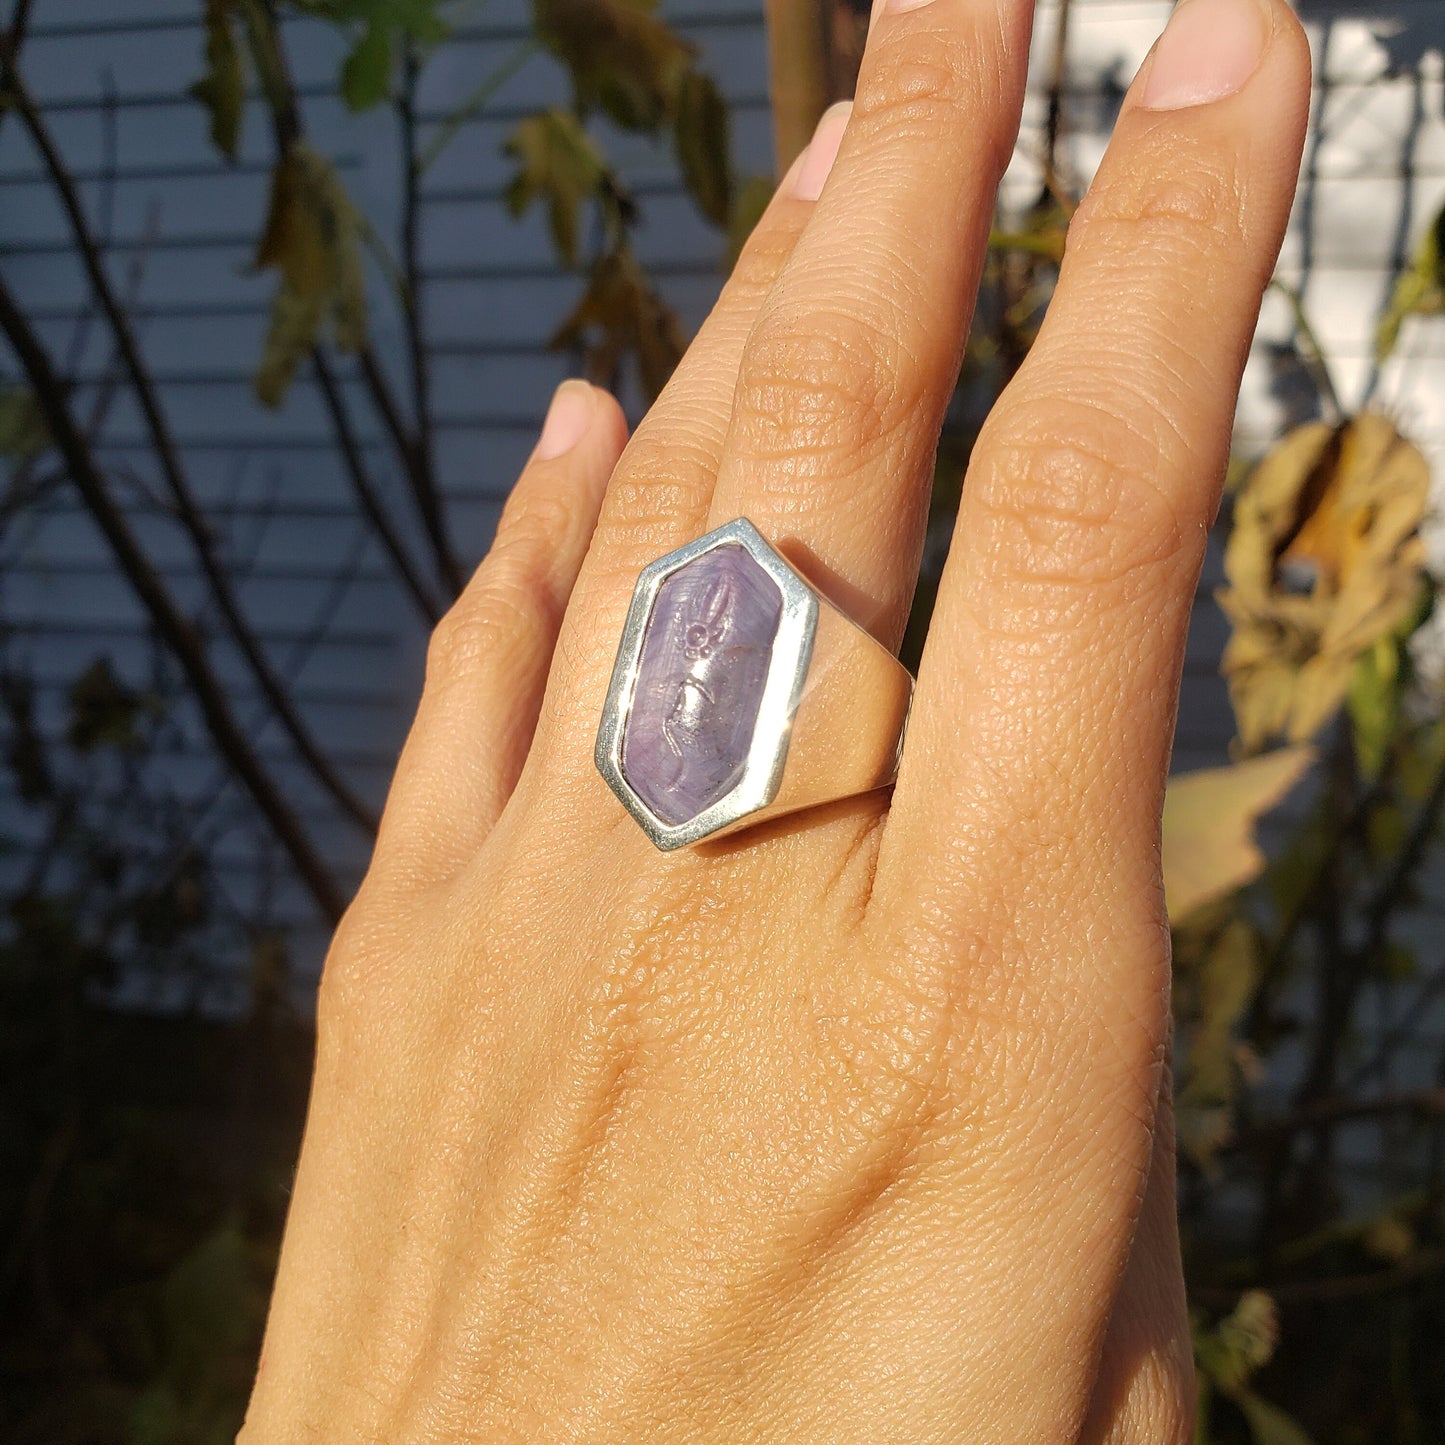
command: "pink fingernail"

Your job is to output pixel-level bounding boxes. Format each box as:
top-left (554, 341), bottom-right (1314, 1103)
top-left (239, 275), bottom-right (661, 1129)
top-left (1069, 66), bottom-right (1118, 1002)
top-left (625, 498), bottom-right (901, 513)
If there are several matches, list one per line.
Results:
top-left (792, 101), bottom-right (852, 202)
top-left (1140, 0), bottom-right (1270, 111)
top-left (535, 380), bottom-right (594, 460)
top-left (870, 0), bottom-right (933, 31)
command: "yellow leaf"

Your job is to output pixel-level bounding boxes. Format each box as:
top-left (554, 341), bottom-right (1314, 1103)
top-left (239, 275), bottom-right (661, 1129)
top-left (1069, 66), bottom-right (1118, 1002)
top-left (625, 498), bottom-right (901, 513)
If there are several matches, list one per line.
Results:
top-left (1162, 747), bottom-right (1316, 923)
top-left (504, 109), bottom-right (626, 267)
top-left (1362, 1213), bottom-right (1415, 1264)
top-left (251, 144), bottom-right (368, 407)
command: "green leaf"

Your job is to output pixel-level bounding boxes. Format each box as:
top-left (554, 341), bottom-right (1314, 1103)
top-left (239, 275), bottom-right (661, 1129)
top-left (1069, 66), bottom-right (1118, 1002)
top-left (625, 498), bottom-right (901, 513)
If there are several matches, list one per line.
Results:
top-left (1380, 939), bottom-right (1418, 981)
top-left (533, 0), bottom-right (694, 131)
top-left (504, 109), bottom-right (614, 266)
top-left (66, 657), bottom-right (159, 752)
top-left (0, 384), bottom-right (49, 461)
top-left (1348, 633), bottom-right (1401, 780)
top-left (673, 68), bottom-right (731, 226)
top-left (1195, 1290), bottom-right (1280, 1396)
top-left (1, 671), bottom-right (53, 802)
top-left (1182, 923), bottom-right (1258, 1100)
top-left (158, 1223), bottom-right (257, 1381)
top-left (1377, 201), bottom-right (1445, 363)
top-left (252, 144), bottom-right (369, 407)
top-left (289, 0), bottom-right (448, 44)
top-left (1365, 798), bottom-right (1408, 865)
top-left (1399, 717), bottom-right (1445, 801)
top-left (127, 1382), bottom-right (185, 1445)
top-left (340, 18), bottom-right (392, 109)
top-left (1177, 920), bottom-right (1261, 1167)
top-left (192, 0), bottom-right (247, 161)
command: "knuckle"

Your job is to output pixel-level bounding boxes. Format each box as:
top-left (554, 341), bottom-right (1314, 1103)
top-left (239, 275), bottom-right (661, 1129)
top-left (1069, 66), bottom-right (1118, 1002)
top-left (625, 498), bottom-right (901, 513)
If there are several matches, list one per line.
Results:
top-left (428, 471), bottom-right (602, 687)
top-left (733, 209), bottom-right (801, 289)
top-left (972, 398), bottom-right (1193, 595)
top-left (496, 479), bottom-right (577, 566)
top-left (1070, 141), bottom-right (1245, 261)
top-left (426, 583), bottom-right (541, 688)
top-left (855, 24), bottom-right (1013, 177)
top-left (602, 432), bottom-right (716, 538)
top-left (810, 936), bottom-right (959, 1160)
top-left (314, 895), bottom-right (397, 1047)
top-left (734, 304), bottom-right (910, 469)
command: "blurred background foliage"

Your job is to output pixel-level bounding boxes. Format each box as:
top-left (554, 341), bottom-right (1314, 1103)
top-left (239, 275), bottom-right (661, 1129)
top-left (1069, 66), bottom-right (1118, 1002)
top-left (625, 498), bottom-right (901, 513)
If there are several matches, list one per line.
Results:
top-left (0, 0), bottom-right (1442, 1441)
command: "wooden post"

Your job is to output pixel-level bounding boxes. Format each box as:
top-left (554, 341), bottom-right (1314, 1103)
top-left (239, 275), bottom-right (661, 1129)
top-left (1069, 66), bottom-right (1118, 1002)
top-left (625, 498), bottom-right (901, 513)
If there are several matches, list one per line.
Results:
top-left (764, 0), bottom-right (870, 173)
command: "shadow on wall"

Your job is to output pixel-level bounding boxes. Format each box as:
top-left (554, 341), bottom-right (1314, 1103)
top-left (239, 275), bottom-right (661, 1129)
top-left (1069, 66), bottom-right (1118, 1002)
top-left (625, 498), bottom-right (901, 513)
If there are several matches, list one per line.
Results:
top-left (1293, 1), bottom-right (1445, 73)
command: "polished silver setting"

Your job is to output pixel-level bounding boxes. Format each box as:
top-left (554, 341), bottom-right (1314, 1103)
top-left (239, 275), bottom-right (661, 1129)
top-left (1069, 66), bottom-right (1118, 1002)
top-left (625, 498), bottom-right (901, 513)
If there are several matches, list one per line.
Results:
top-left (596, 518), bottom-right (818, 850)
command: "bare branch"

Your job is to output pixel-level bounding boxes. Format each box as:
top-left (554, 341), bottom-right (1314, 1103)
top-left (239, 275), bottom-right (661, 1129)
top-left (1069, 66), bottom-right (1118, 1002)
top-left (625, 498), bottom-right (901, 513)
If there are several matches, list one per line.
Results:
top-left (254, 1), bottom-right (460, 604)
top-left (763, 0), bottom-right (833, 173)
top-left (1042, 0), bottom-right (1073, 200)
top-left (1195, 1247), bottom-right (1445, 1308)
top-left (1235, 1087), bottom-right (1445, 1147)
top-left (312, 351), bottom-right (442, 623)
top-left (0, 37), bottom-right (379, 835)
top-left (399, 43), bottom-right (463, 597)
top-left (0, 272), bottom-right (347, 924)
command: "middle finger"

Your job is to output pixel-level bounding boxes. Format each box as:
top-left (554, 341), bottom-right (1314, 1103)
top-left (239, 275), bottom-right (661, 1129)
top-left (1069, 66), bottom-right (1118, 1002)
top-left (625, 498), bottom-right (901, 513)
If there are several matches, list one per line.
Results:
top-left (707, 0), bottom-right (1035, 647)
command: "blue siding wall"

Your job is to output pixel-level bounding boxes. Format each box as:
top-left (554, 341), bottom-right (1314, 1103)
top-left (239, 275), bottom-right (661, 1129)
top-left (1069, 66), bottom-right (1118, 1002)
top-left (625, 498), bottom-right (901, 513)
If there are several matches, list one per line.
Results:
top-left (2, 2), bottom-right (1442, 1024)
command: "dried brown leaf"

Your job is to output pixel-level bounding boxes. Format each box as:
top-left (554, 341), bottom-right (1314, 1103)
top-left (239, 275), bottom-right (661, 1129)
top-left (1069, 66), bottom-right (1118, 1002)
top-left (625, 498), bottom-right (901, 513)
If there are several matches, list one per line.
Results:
top-left (252, 144), bottom-right (368, 407)
top-left (533, 0), bottom-right (694, 131)
top-left (1219, 415), bottom-right (1431, 752)
top-left (550, 248), bottom-right (686, 400)
top-left (1162, 747), bottom-right (1316, 923)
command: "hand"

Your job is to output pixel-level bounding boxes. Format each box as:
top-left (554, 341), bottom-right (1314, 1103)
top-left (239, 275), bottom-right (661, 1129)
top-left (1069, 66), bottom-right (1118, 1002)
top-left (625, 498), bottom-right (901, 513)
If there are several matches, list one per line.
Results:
top-left (243, 0), bottom-right (1310, 1437)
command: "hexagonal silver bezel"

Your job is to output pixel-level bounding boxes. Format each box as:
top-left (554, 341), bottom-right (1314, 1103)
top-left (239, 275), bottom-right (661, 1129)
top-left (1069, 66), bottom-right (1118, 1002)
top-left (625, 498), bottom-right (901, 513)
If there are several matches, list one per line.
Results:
top-left (594, 518), bottom-right (818, 850)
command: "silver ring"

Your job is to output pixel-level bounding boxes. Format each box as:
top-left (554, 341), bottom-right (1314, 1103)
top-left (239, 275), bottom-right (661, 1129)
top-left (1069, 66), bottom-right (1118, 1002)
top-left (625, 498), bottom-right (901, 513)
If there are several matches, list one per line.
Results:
top-left (595, 518), bottom-right (914, 850)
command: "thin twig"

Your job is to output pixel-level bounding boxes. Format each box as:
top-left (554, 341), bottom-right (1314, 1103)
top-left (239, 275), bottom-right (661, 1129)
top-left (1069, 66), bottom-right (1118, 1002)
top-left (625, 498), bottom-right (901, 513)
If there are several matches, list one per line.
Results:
top-left (4, 0), bottom-right (31, 40)
top-left (0, 38), bottom-right (378, 834)
top-left (415, 39), bottom-right (538, 176)
top-left (1233, 1088), bottom-right (1445, 1147)
top-left (255, 3), bottom-right (457, 602)
top-left (1195, 1248), bottom-right (1445, 1309)
top-left (1042, 0), bottom-right (1073, 201)
top-left (312, 352), bottom-right (442, 623)
top-left (399, 43), bottom-right (461, 596)
top-left (0, 274), bottom-right (347, 923)
top-left (1345, 754), bottom-right (1445, 1089)
top-left (1269, 277), bottom-right (1346, 424)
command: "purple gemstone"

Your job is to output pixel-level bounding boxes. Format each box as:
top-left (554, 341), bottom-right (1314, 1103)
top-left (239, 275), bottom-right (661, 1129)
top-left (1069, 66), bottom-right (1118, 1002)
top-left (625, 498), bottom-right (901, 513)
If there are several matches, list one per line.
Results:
top-left (622, 543), bottom-right (783, 826)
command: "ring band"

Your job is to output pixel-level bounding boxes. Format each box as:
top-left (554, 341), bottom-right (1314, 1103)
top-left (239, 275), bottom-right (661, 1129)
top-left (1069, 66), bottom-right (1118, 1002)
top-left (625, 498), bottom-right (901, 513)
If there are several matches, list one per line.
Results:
top-left (595, 519), bottom-right (913, 849)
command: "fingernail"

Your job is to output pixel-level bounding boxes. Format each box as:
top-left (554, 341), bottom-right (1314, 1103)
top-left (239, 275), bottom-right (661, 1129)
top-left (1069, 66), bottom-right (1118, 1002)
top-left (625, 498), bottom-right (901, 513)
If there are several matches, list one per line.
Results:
top-left (535, 379), bottom-right (594, 460)
top-left (792, 101), bottom-right (852, 202)
top-left (1139, 0), bottom-right (1270, 111)
top-left (869, 0), bottom-right (932, 34)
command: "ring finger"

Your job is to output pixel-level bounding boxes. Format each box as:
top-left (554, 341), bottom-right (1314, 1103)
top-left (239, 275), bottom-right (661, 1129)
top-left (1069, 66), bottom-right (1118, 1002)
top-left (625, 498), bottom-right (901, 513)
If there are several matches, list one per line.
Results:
top-left (706, 0), bottom-right (1035, 648)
